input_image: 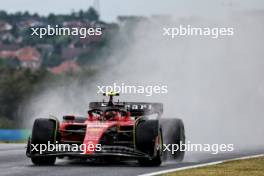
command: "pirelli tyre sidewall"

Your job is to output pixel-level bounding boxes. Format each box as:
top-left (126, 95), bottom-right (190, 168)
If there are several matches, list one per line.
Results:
top-left (136, 119), bottom-right (163, 166)
top-left (160, 118), bottom-right (185, 161)
top-left (30, 118), bottom-right (58, 165)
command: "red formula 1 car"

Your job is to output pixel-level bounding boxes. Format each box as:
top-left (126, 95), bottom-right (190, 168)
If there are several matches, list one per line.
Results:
top-left (26, 92), bottom-right (185, 166)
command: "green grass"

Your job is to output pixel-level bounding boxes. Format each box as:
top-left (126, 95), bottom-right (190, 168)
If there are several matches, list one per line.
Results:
top-left (163, 156), bottom-right (264, 176)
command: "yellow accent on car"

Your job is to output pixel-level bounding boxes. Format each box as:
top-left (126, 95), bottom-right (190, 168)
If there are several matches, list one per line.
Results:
top-left (106, 91), bottom-right (119, 96)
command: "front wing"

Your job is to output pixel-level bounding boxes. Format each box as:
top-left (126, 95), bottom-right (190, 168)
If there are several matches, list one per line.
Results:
top-left (26, 145), bottom-right (151, 159)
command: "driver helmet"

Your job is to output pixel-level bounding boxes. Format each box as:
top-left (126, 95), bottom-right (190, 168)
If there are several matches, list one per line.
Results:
top-left (104, 111), bottom-right (116, 120)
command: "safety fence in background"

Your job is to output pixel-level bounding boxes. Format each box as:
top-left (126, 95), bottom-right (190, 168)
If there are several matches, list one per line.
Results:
top-left (0, 129), bottom-right (30, 141)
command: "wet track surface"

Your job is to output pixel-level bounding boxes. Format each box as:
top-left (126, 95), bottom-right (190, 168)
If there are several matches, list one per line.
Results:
top-left (0, 144), bottom-right (264, 176)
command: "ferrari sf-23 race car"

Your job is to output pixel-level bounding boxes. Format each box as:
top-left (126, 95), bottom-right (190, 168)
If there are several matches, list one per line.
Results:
top-left (26, 92), bottom-right (185, 166)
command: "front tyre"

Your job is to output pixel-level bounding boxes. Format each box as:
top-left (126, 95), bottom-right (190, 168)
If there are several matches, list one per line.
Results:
top-left (136, 120), bottom-right (163, 166)
top-left (31, 156), bottom-right (56, 165)
top-left (30, 118), bottom-right (58, 165)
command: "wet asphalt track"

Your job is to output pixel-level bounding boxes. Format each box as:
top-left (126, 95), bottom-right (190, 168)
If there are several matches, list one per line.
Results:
top-left (0, 144), bottom-right (264, 176)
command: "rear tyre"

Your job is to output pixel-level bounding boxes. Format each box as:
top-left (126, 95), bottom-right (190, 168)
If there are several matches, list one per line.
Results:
top-left (30, 118), bottom-right (57, 165)
top-left (136, 119), bottom-right (163, 166)
top-left (161, 118), bottom-right (185, 161)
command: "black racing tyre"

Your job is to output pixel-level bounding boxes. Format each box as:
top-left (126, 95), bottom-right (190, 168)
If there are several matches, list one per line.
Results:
top-left (136, 120), bottom-right (163, 166)
top-left (30, 118), bottom-right (57, 165)
top-left (136, 119), bottom-right (159, 155)
top-left (160, 118), bottom-right (185, 161)
top-left (31, 156), bottom-right (56, 165)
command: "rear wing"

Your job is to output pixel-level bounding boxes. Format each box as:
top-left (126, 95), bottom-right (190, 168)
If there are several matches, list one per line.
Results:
top-left (89, 102), bottom-right (163, 116)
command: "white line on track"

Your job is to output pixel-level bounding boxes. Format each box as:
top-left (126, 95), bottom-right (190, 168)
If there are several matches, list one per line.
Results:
top-left (138, 154), bottom-right (264, 176)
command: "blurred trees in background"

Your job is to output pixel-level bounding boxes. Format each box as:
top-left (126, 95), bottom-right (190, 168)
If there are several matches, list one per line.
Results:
top-left (0, 7), bottom-right (119, 128)
top-left (0, 7), bottom-right (99, 24)
top-left (0, 69), bottom-right (49, 123)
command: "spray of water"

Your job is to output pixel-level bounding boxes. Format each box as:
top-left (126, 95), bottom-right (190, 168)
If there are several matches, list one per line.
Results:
top-left (22, 12), bottom-right (264, 161)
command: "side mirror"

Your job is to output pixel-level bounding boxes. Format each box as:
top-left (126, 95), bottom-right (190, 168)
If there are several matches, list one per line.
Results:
top-left (63, 115), bottom-right (75, 121)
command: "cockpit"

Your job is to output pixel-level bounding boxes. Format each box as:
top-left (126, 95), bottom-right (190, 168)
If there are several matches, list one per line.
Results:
top-left (87, 108), bottom-right (131, 121)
